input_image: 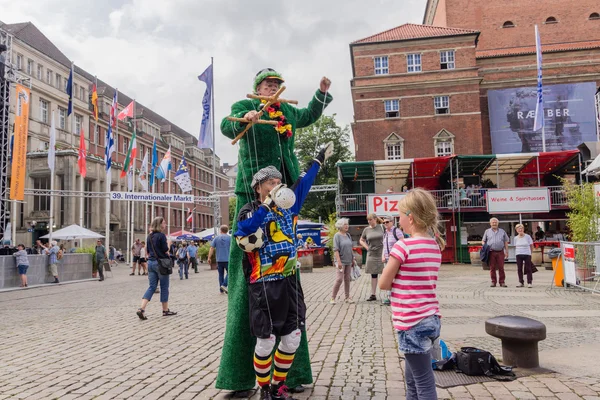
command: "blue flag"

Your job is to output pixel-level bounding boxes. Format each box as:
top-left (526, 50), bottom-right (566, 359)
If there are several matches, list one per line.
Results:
top-left (197, 63), bottom-right (213, 149)
top-left (150, 138), bottom-right (158, 186)
top-left (66, 65), bottom-right (74, 116)
top-left (174, 156), bottom-right (193, 193)
top-left (105, 126), bottom-right (115, 171)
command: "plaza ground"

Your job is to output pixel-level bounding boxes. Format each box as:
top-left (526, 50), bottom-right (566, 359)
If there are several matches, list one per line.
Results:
top-left (1, 262), bottom-right (600, 399)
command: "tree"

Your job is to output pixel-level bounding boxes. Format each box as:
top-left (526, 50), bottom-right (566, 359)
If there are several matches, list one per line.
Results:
top-left (294, 114), bottom-right (353, 221)
top-left (228, 197), bottom-right (236, 226)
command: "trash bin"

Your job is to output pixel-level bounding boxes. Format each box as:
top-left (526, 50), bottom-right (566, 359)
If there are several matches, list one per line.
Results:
top-left (549, 249), bottom-right (564, 287)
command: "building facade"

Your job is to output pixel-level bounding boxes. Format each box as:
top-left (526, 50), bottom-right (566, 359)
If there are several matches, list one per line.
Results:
top-left (1, 21), bottom-right (229, 249)
top-left (350, 1), bottom-right (600, 161)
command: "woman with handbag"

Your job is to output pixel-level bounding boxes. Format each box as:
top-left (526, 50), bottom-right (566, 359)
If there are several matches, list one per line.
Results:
top-left (514, 224), bottom-right (535, 288)
top-left (360, 213), bottom-right (385, 302)
top-left (136, 217), bottom-right (177, 320)
top-left (330, 218), bottom-right (356, 304)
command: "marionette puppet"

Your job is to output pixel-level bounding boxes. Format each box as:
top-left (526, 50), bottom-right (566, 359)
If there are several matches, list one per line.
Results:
top-left (216, 69), bottom-right (332, 397)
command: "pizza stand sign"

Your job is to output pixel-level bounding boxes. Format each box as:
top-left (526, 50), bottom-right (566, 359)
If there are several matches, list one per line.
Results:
top-left (486, 188), bottom-right (551, 214)
top-left (367, 194), bottom-right (407, 217)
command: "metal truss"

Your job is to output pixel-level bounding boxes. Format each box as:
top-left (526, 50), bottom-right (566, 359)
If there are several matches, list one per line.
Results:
top-left (595, 89), bottom-right (600, 142)
top-left (0, 28), bottom-right (12, 238)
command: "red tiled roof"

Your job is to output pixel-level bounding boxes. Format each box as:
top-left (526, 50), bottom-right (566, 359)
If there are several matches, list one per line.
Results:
top-left (352, 23), bottom-right (478, 44)
top-left (477, 40), bottom-right (600, 58)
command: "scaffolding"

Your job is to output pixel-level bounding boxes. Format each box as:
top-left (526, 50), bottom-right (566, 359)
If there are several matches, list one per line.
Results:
top-left (0, 27), bottom-right (12, 240)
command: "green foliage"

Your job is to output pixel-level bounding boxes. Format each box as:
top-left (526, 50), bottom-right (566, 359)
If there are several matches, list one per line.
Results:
top-left (197, 242), bottom-right (215, 263)
top-left (563, 180), bottom-right (599, 242)
top-left (325, 213), bottom-right (337, 255)
top-left (229, 197), bottom-right (236, 226)
top-left (76, 246), bottom-right (97, 273)
top-left (294, 114), bottom-right (353, 221)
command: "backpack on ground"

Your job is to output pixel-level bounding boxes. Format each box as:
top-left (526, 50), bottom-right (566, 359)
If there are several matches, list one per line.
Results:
top-left (455, 347), bottom-right (516, 381)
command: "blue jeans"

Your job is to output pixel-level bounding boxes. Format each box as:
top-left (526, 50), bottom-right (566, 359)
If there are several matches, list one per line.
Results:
top-left (217, 261), bottom-right (228, 291)
top-left (143, 260), bottom-right (170, 303)
top-left (398, 315), bottom-right (441, 400)
top-left (178, 259), bottom-right (189, 279)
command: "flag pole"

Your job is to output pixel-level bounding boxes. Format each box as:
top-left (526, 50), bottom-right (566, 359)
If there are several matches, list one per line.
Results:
top-left (130, 100), bottom-right (137, 256)
top-left (49, 111), bottom-right (55, 243)
top-left (211, 57), bottom-right (217, 236)
top-left (79, 129), bottom-right (85, 227)
top-left (168, 168), bottom-right (171, 238)
top-left (100, 76), bottom-right (110, 257)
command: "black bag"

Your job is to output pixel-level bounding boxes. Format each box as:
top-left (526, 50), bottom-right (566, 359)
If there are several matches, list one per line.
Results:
top-left (149, 233), bottom-right (173, 275)
top-left (456, 347), bottom-right (516, 381)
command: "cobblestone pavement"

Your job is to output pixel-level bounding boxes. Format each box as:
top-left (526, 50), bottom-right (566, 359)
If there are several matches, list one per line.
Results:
top-left (1, 263), bottom-right (600, 399)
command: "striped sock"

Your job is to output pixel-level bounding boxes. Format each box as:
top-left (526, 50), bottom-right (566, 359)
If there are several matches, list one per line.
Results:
top-left (271, 348), bottom-right (296, 385)
top-left (254, 353), bottom-right (272, 387)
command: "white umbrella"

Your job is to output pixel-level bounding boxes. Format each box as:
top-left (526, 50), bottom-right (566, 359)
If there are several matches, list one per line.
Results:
top-left (582, 153), bottom-right (600, 176)
top-left (40, 224), bottom-right (105, 240)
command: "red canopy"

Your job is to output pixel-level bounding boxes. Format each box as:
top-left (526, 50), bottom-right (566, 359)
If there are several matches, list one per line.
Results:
top-left (407, 156), bottom-right (453, 190)
top-left (516, 150), bottom-right (579, 186)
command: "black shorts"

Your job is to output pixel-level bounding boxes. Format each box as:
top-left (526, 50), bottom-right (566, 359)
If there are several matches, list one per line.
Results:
top-left (248, 275), bottom-right (306, 339)
top-left (133, 256), bottom-right (140, 263)
top-left (139, 258), bottom-right (147, 263)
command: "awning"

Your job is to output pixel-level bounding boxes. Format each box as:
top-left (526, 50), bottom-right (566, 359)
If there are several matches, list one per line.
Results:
top-left (482, 153), bottom-right (537, 180)
top-left (374, 159), bottom-right (413, 182)
top-left (516, 150), bottom-right (579, 185)
top-left (407, 156), bottom-right (453, 190)
top-left (338, 161), bottom-right (374, 181)
top-left (455, 155), bottom-right (496, 177)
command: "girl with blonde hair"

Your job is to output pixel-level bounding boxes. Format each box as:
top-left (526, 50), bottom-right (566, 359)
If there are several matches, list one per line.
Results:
top-left (380, 188), bottom-right (444, 399)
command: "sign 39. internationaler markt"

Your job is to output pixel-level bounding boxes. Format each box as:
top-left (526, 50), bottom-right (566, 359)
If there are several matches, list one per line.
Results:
top-left (110, 192), bottom-right (195, 203)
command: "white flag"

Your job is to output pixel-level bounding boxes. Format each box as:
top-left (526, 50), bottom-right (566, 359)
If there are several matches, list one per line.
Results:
top-left (138, 150), bottom-right (149, 192)
top-left (48, 111), bottom-right (56, 171)
top-left (127, 166), bottom-right (134, 192)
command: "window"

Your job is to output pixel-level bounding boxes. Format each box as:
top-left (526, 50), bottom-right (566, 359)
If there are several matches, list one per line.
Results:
top-left (589, 12), bottom-right (600, 20)
top-left (386, 143), bottom-right (403, 160)
top-left (26, 59), bottom-right (33, 75)
top-left (80, 86), bottom-right (85, 101)
top-left (46, 69), bottom-right (52, 84)
top-left (384, 99), bottom-right (400, 118)
top-left (123, 137), bottom-right (129, 154)
top-left (55, 73), bottom-right (61, 88)
top-left (63, 78), bottom-right (68, 91)
top-left (16, 54), bottom-right (23, 70)
top-left (545, 16), bottom-right (557, 24)
top-left (74, 84), bottom-right (79, 99)
top-left (502, 21), bottom-right (515, 28)
top-left (436, 141), bottom-right (453, 157)
top-left (93, 125), bottom-right (99, 144)
top-left (75, 114), bottom-right (83, 134)
top-left (434, 96), bottom-right (450, 114)
top-left (440, 50), bottom-right (455, 70)
top-left (84, 180), bottom-right (93, 228)
top-left (34, 177), bottom-right (50, 211)
top-left (407, 53), bottom-right (421, 72)
top-left (37, 64), bottom-right (43, 80)
top-left (39, 99), bottom-right (49, 123)
top-left (58, 107), bottom-right (67, 129)
top-left (374, 56), bottom-right (389, 75)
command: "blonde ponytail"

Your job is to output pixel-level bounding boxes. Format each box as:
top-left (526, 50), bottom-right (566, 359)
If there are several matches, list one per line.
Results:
top-left (398, 188), bottom-right (446, 251)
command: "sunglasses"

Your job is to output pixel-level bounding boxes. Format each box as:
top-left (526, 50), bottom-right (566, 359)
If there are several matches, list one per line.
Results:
top-left (384, 221), bottom-right (392, 224)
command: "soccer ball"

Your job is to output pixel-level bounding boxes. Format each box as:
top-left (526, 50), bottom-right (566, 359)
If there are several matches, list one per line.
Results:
top-left (273, 187), bottom-right (296, 209)
top-left (236, 228), bottom-right (265, 252)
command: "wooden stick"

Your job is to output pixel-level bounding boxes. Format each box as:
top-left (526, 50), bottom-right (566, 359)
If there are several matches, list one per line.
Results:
top-left (246, 93), bottom-right (298, 105)
top-left (226, 117), bottom-right (279, 126)
top-left (231, 86), bottom-right (287, 145)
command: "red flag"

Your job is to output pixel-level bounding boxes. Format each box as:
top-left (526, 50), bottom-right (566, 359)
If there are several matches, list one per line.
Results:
top-left (117, 100), bottom-right (134, 120)
top-left (78, 128), bottom-right (87, 178)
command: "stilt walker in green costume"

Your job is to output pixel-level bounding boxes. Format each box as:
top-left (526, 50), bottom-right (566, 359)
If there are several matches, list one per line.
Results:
top-left (216, 69), bottom-right (332, 397)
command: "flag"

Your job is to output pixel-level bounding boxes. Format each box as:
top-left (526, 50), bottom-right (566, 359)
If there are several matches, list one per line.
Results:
top-left (150, 138), bottom-right (158, 187)
top-left (138, 150), bottom-right (149, 192)
top-left (156, 146), bottom-right (172, 182)
top-left (120, 130), bottom-right (137, 178)
top-left (533, 25), bottom-right (544, 132)
top-left (109, 90), bottom-right (118, 128)
top-left (186, 207), bottom-right (194, 224)
top-left (353, 167), bottom-right (358, 181)
top-left (127, 165), bottom-right (134, 191)
top-left (105, 126), bottom-right (115, 172)
top-left (91, 83), bottom-right (99, 121)
top-left (66, 64), bottom-right (74, 116)
top-left (48, 112), bottom-right (56, 171)
top-left (78, 128), bottom-right (87, 178)
top-left (197, 63), bottom-right (213, 149)
top-left (118, 100), bottom-right (134, 121)
top-left (174, 156), bottom-right (193, 193)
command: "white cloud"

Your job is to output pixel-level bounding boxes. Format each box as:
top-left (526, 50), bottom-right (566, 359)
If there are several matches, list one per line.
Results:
top-left (1, 0), bottom-right (425, 163)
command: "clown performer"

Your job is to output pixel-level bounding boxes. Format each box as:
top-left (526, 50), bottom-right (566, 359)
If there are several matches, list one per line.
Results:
top-left (217, 69), bottom-right (333, 396)
top-left (235, 142), bottom-right (334, 400)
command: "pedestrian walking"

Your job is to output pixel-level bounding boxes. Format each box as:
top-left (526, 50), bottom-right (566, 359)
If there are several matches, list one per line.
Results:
top-left (381, 215), bottom-right (403, 305)
top-left (136, 217), bottom-right (176, 320)
top-left (45, 240), bottom-right (60, 283)
top-left (139, 241), bottom-right (148, 275)
top-left (177, 242), bottom-right (189, 280)
top-left (13, 244), bottom-right (29, 287)
top-left (482, 217), bottom-right (510, 287)
top-left (187, 241), bottom-right (198, 273)
top-left (360, 213), bottom-right (384, 302)
top-left (330, 218), bottom-right (355, 304)
top-left (379, 188), bottom-right (444, 400)
top-left (95, 240), bottom-right (107, 282)
top-left (209, 225), bottom-right (231, 294)
top-left (130, 239), bottom-right (143, 276)
top-left (514, 224), bottom-right (534, 288)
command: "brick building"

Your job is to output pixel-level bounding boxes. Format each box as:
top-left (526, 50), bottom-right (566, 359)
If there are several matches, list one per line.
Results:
top-left (350, 0), bottom-right (600, 161)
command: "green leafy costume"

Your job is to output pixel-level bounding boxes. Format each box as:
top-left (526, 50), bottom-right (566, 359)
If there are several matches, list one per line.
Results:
top-left (216, 72), bottom-right (332, 391)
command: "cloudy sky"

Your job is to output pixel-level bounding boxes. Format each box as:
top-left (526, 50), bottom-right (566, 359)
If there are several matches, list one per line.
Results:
top-left (2, 0), bottom-right (425, 163)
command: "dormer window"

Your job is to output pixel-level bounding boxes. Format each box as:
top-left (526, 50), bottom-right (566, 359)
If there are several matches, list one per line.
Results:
top-left (545, 16), bottom-right (558, 24)
top-left (502, 21), bottom-right (515, 28)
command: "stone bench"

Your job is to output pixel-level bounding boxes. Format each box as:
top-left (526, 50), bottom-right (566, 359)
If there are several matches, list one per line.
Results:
top-left (485, 315), bottom-right (546, 368)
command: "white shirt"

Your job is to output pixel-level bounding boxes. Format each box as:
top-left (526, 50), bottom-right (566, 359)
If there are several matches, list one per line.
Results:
top-left (514, 234), bottom-right (533, 256)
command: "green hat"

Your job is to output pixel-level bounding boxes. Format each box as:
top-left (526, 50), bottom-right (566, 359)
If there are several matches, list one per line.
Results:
top-left (253, 68), bottom-right (284, 93)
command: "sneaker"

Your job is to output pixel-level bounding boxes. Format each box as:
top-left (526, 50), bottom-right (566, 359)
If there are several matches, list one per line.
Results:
top-left (366, 295), bottom-right (377, 301)
top-left (220, 285), bottom-right (228, 294)
top-left (528, 284), bottom-right (533, 288)
top-left (382, 299), bottom-right (391, 305)
top-left (54, 278), bottom-right (60, 284)
top-left (345, 298), bottom-right (355, 304)
top-left (516, 283), bottom-right (524, 288)
top-left (329, 298), bottom-right (336, 304)
top-left (271, 383), bottom-right (294, 400)
top-left (129, 273), bottom-right (135, 276)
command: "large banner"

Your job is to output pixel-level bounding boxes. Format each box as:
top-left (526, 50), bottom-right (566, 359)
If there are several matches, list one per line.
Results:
top-left (367, 193), bottom-right (407, 217)
top-left (10, 84), bottom-right (30, 201)
top-left (110, 192), bottom-right (195, 203)
top-left (488, 82), bottom-right (597, 154)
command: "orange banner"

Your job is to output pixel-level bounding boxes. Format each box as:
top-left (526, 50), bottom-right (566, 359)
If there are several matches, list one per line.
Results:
top-left (10, 84), bottom-right (30, 201)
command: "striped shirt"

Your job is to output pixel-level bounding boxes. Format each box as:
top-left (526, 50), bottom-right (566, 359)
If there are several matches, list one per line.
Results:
top-left (389, 237), bottom-right (441, 331)
top-left (383, 227), bottom-right (403, 260)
